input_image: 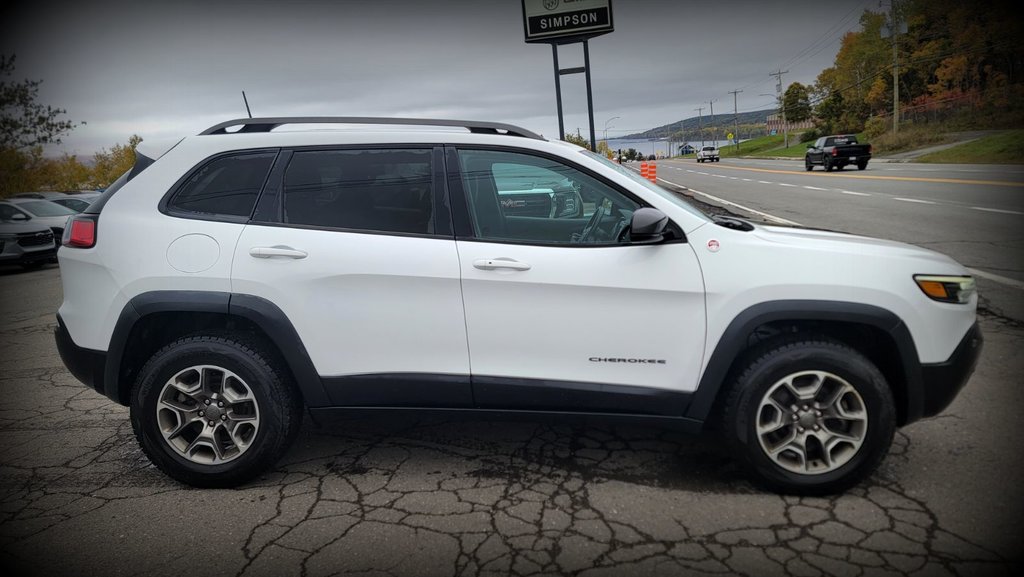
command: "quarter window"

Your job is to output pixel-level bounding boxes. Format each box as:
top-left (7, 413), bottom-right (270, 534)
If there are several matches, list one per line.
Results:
top-left (282, 149), bottom-right (434, 235)
top-left (170, 153), bottom-right (276, 217)
top-left (457, 149), bottom-right (641, 245)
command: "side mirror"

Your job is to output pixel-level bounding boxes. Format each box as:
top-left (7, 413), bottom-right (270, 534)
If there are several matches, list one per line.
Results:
top-left (630, 207), bottom-right (669, 244)
top-left (10, 212), bottom-right (29, 221)
top-left (806, 144), bottom-right (813, 149)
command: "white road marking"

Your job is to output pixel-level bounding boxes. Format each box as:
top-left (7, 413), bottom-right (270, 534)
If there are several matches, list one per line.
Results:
top-left (803, 186), bottom-right (828, 191)
top-left (713, 174), bottom-right (726, 178)
top-left (840, 190), bottom-right (871, 196)
top-left (970, 206), bottom-right (1024, 216)
top-left (967, 268), bottom-right (1024, 290)
top-left (741, 178), bottom-right (753, 182)
top-left (894, 198), bottom-right (936, 204)
top-left (758, 180), bottom-right (773, 184)
top-left (779, 183), bottom-right (797, 187)
top-left (728, 176), bottom-right (738, 179)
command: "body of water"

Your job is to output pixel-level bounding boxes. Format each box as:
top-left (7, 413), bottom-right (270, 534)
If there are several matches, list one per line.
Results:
top-left (607, 138), bottom-right (742, 157)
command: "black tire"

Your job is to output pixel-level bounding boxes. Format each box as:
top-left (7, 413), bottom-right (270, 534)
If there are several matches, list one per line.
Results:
top-left (805, 157), bottom-right (813, 171)
top-left (857, 161), bottom-right (868, 170)
top-left (720, 337), bottom-right (895, 495)
top-left (823, 156), bottom-right (833, 172)
top-left (130, 334), bottom-right (303, 488)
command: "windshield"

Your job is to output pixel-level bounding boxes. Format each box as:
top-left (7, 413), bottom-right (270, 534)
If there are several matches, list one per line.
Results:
top-left (580, 150), bottom-right (711, 222)
top-left (19, 200), bottom-right (78, 217)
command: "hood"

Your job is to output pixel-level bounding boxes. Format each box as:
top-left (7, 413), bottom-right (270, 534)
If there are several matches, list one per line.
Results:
top-left (753, 223), bottom-right (963, 269)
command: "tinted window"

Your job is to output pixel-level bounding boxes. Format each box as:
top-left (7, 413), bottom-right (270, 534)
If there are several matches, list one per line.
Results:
top-left (458, 149), bottom-right (641, 245)
top-left (282, 149), bottom-right (434, 235)
top-left (169, 153), bottom-right (276, 217)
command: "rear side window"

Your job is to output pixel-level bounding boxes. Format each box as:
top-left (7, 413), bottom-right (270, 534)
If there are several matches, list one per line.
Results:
top-left (282, 149), bottom-right (434, 235)
top-left (169, 153), bottom-right (276, 217)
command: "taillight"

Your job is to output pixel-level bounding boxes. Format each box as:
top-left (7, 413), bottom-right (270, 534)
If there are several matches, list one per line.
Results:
top-left (831, 148), bottom-right (838, 156)
top-left (868, 144), bottom-right (873, 153)
top-left (63, 215), bottom-right (98, 248)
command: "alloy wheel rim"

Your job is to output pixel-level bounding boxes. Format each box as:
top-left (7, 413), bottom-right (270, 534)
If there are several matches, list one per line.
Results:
top-left (155, 365), bottom-right (261, 465)
top-left (755, 370), bottom-right (867, 475)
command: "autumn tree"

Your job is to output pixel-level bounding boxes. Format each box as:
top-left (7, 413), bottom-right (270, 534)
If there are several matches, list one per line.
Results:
top-left (91, 134), bottom-right (142, 188)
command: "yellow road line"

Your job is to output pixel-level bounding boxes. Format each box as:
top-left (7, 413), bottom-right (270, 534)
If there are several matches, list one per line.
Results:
top-left (667, 161), bottom-right (1024, 188)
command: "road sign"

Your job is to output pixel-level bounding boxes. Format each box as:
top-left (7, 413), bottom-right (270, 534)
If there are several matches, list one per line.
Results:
top-left (522, 0), bottom-right (614, 44)
top-left (727, 132), bottom-right (734, 141)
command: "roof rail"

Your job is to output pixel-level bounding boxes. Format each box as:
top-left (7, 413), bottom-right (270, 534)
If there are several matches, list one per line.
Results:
top-left (199, 117), bottom-right (545, 140)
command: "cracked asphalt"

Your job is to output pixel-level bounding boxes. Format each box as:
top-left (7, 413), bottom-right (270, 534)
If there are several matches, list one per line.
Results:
top-left (1, 265), bottom-right (1021, 577)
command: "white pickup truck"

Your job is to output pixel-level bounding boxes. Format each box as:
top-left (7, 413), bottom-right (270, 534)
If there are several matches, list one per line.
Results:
top-left (696, 145), bottom-right (720, 163)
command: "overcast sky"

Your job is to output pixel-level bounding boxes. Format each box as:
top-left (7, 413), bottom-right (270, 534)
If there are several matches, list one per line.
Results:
top-left (2, 0), bottom-right (873, 155)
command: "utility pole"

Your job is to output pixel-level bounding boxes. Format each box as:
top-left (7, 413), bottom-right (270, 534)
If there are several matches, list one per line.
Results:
top-left (728, 89), bottom-right (742, 153)
top-left (890, 0), bottom-right (899, 134)
top-left (708, 100), bottom-right (716, 144)
top-left (769, 69), bottom-right (789, 148)
top-left (694, 107), bottom-right (704, 147)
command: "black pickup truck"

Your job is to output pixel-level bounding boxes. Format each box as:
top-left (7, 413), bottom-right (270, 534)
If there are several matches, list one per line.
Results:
top-left (805, 135), bottom-right (872, 171)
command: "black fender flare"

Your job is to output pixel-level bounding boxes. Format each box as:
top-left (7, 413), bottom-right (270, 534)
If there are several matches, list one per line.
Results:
top-left (104, 291), bottom-right (329, 407)
top-left (684, 300), bottom-right (923, 424)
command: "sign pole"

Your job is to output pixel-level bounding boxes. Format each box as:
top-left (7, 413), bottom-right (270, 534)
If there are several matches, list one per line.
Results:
top-left (552, 44), bottom-right (565, 140)
top-left (583, 40), bottom-right (596, 152)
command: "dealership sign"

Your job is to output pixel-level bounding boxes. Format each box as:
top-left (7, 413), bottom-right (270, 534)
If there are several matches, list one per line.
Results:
top-left (522, 0), bottom-right (614, 43)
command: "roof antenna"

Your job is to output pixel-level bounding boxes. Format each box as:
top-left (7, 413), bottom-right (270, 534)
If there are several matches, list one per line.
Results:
top-left (242, 91), bottom-right (253, 118)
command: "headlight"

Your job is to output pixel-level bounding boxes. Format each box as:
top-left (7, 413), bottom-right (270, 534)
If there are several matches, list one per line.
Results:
top-left (914, 275), bottom-right (976, 304)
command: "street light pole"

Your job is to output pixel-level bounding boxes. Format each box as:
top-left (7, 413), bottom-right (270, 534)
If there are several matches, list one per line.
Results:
top-left (694, 107), bottom-right (704, 147)
top-left (603, 116), bottom-right (620, 143)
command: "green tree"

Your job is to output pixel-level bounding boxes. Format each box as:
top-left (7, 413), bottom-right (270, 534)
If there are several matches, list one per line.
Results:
top-left (1, 54), bottom-right (80, 150)
top-left (783, 82), bottom-right (812, 123)
top-left (563, 132), bottom-right (592, 150)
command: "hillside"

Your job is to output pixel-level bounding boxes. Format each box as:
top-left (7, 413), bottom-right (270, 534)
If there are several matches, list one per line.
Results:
top-left (622, 109), bottom-right (774, 140)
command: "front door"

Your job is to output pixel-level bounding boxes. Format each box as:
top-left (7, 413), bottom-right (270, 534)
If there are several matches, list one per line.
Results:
top-left (450, 148), bottom-right (706, 416)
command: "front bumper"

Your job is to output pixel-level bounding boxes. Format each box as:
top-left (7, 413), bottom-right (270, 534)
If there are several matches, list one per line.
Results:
top-left (0, 246), bottom-right (56, 265)
top-left (918, 322), bottom-right (983, 419)
top-left (54, 314), bottom-right (107, 396)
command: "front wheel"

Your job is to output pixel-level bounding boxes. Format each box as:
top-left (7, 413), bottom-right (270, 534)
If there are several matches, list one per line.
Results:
top-left (130, 335), bottom-right (303, 487)
top-left (721, 338), bottom-right (895, 495)
top-left (805, 157), bottom-right (813, 171)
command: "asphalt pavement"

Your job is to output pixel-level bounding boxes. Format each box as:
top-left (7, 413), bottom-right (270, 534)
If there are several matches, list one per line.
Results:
top-left (0, 266), bottom-right (1021, 577)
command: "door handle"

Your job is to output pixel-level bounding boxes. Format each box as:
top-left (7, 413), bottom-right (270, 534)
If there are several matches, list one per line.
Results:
top-left (473, 258), bottom-right (531, 271)
top-left (249, 246), bottom-right (308, 259)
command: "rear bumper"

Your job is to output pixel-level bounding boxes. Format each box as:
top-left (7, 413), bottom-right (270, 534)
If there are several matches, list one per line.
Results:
top-left (917, 322), bottom-right (983, 419)
top-left (54, 314), bottom-right (107, 396)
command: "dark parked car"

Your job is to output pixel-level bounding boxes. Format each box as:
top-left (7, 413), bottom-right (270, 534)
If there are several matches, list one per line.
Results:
top-left (805, 135), bottom-right (872, 171)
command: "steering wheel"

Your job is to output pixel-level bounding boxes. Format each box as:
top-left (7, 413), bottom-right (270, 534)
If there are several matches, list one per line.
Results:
top-left (575, 205), bottom-right (606, 244)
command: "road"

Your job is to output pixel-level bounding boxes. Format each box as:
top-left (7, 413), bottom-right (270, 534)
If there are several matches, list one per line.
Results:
top-left (650, 157), bottom-right (1024, 322)
top-left (0, 266), bottom-right (1022, 576)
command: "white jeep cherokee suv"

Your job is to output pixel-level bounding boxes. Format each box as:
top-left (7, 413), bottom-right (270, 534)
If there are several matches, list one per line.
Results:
top-left (55, 117), bottom-right (982, 494)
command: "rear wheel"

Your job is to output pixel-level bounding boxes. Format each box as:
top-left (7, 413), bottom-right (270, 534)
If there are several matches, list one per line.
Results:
top-left (721, 338), bottom-right (895, 494)
top-left (824, 156), bottom-right (833, 172)
top-left (130, 334), bottom-right (302, 487)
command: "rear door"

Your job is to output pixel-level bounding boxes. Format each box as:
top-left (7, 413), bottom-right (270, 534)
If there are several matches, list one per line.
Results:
top-left (231, 146), bottom-right (472, 407)
top-left (449, 147), bottom-right (706, 416)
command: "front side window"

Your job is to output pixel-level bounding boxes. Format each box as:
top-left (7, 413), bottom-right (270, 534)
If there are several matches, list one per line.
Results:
top-left (169, 152), bottom-right (276, 217)
top-left (282, 149), bottom-right (434, 235)
top-left (458, 149), bottom-right (641, 245)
